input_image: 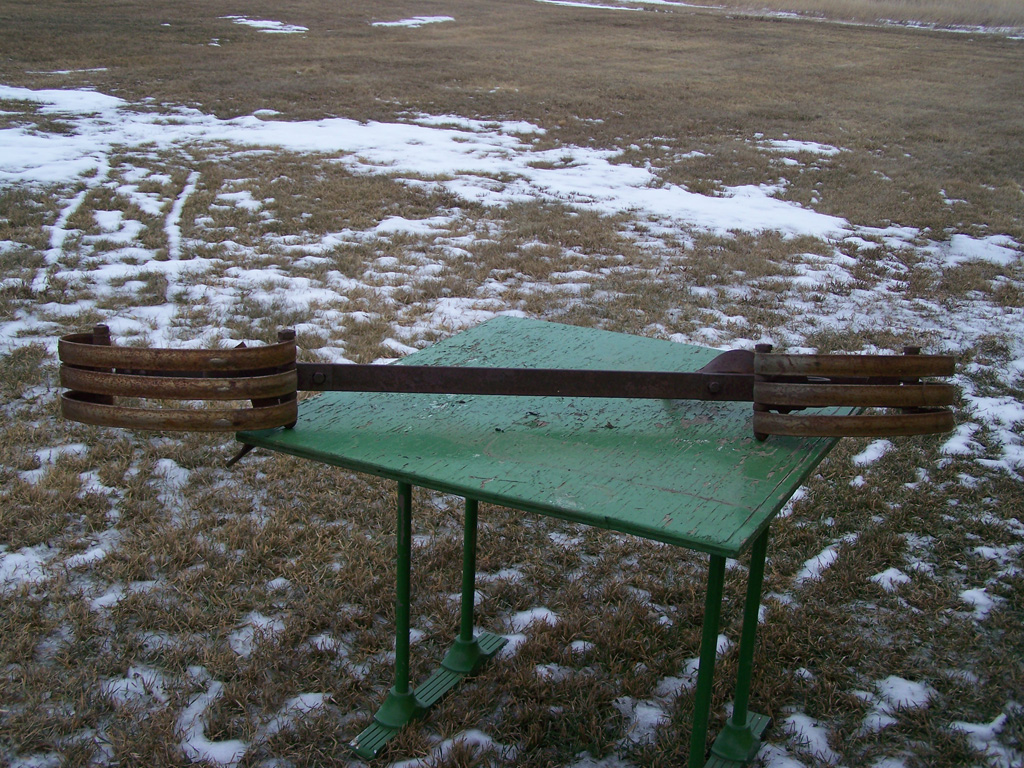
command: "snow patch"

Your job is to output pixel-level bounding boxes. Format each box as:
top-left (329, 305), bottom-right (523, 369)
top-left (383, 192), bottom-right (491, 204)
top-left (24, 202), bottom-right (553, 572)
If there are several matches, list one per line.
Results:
top-left (960, 587), bottom-right (1004, 621)
top-left (372, 16), bottom-right (455, 28)
top-left (852, 439), bottom-right (892, 467)
top-left (229, 612), bottom-right (286, 656)
top-left (223, 16), bottom-right (308, 34)
top-left (0, 546), bottom-right (52, 592)
top-left (795, 545), bottom-right (840, 585)
top-left (784, 712), bottom-right (841, 764)
top-left (177, 673), bottom-right (248, 767)
top-left (870, 567), bottom-right (910, 592)
top-left (509, 606), bottom-right (559, 633)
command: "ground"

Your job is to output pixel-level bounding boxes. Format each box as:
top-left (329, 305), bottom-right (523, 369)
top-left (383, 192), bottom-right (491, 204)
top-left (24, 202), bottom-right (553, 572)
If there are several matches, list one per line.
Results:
top-left (0, 2), bottom-right (1022, 767)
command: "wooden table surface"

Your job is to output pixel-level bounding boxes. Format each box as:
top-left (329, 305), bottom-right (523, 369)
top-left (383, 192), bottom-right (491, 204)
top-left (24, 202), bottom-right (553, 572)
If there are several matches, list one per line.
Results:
top-left (240, 316), bottom-right (840, 557)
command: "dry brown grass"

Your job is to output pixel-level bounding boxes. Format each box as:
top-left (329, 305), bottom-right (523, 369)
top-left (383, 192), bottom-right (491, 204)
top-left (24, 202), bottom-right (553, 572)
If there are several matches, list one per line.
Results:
top-left (1, 346), bottom-right (1022, 764)
top-left (3, 0), bottom-right (1023, 241)
top-left (710, 0), bottom-right (1024, 29)
top-left (1, 1), bottom-right (1022, 766)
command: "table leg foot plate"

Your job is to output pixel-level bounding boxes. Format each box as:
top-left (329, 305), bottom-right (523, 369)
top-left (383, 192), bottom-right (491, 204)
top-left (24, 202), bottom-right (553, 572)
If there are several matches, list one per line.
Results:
top-left (349, 632), bottom-right (507, 760)
top-left (350, 719), bottom-right (397, 761)
top-left (705, 711), bottom-right (771, 767)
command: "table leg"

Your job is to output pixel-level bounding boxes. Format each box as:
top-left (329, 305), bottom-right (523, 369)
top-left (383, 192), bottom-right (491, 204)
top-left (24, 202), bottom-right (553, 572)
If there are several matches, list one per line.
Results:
top-left (371, 482), bottom-right (423, 728)
top-left (351, 483), bottom-right (424, 758)
top-left (440, 498), bottom-right (507, 674)
top-left (689, 554), bottom-right (727, 768)
top-left (351, 493), bottom-right (505, 760)
top-left (707, 529), bottom-right (771, 765)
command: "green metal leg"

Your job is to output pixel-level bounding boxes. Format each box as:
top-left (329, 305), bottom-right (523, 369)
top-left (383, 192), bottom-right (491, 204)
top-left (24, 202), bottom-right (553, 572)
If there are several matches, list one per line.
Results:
top-left (351, 493), bottom-right (505, 760)
top-left (441, 498), bottom-right (506, 674)
top-left (708, 530), bottom-right (771, 766)
top-left (372, 482), bottom-right (423, 728)
top-left (689, 554), bottom-right (727, 768)
top-left (422, 497), bottom-right (506, 702)
top-left (351, 483), bottom-right (424, 758)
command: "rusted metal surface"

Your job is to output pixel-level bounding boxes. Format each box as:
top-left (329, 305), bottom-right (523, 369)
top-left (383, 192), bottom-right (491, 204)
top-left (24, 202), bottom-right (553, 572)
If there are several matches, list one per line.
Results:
top-left (750, 345), bottom-right (955, 439)
top-left (58, 325), bottom-right (958, 438)
top-left (696, 348), bottom-right (755, 374)
top-left (752, 382), bottom-right (955, 408)
top-left (59, 325), bottom-right (298, 432)
top-left (294, 346), bottom-right (757, 401)
top-left (753, 410), bottom-right (956, 438)
top-left (61, 392), bottom-right (298, 432)
top-left (294, 363), bottom-right (755, 402)
top-left (754, 352), bottom-right (955, 378)
top-left (58, 331), bottom-right (295, 372)
top-left (60, 367), bottom-right (297, 401)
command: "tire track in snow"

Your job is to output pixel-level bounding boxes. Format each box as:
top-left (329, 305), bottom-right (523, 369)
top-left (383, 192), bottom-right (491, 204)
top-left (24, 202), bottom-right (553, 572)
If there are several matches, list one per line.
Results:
top-left (165, 170), bottom-right (200, 259)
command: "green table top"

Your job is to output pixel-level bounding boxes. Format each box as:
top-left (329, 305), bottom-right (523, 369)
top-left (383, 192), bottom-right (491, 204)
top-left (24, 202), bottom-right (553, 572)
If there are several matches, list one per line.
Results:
top-left (240, 317), bottom-right (841, 557)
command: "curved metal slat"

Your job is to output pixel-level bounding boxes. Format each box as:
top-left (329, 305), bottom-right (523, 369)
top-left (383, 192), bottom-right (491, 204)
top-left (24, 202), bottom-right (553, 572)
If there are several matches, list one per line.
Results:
top-left (60, 366), bottom-right (297, 401)
top-left (753, 381), bottom-right (956, 409)
top-left (754, 353), bottom-right (955, 378)
top-left (61, 392), bottom-right (297, 432)
top-left (58, 335), bottom-right (296, 372)
top-left (752, 409), bottom-right (955, 438)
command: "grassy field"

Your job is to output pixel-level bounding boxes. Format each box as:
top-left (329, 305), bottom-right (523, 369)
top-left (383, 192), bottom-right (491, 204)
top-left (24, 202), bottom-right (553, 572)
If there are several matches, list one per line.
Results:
top-left (712, 0), bottom-right (1024, 29)
top-left (1, 1), bottom-right (1022, 767)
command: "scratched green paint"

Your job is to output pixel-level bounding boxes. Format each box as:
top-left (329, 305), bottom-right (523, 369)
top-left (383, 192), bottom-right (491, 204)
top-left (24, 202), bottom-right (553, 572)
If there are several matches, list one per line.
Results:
top-left (240, 317), bottom-right (843, 557)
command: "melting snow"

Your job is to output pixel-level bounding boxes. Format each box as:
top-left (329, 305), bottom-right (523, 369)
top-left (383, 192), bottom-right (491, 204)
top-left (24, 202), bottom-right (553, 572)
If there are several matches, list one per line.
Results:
top-left (229, 612), bottom-right (287, 656)
top-left (222, 16), bottom-right (308, 34)
top-left (875, 675), bottom-right (933, 710)
top-left (177, 673), bottom-right (248, 767)
top-left (959, 587), bottom-right (1004, 621)
top-left (614, 697), bottom-right (669, 744)
top-left (0, 546), bottom-right (52, 592)
top-left (795, 545), bottom-right (840, 585)
top-left (852, 439), bottom-right (893, 467)
top-left (870, 567), bottom-right (911, 592)
top-left (928, 234), bottom-right (1021, 267)
top-left (18, 443), bottom-right (88, 485)
top-left (509, 606), bottom-right (559, 632)
top-left (260, 693), bottom-right (330, 739)
top-left (784, 712), bottom-right (841, 764)
top-left (0, 85), bottom-right (848, 240)
top-left (372, 16), bottom-right (455, 28)
top-left (102, 666), bottom-right (169, 706)
top-left (952, 710), bottom-right (1023, 768)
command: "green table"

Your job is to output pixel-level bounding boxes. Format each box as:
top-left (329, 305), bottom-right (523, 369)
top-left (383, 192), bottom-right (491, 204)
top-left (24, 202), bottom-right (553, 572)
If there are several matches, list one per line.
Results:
top-left (239, 317), bottom-right (843, 766)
